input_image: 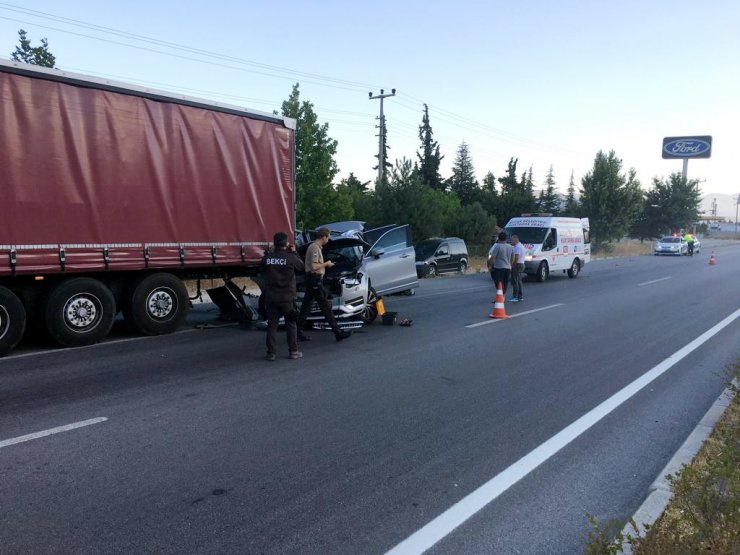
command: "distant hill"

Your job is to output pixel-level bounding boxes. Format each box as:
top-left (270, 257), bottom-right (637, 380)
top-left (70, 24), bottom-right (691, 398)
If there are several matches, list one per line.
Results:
top-left (701, 194), bottom-right (738, 220)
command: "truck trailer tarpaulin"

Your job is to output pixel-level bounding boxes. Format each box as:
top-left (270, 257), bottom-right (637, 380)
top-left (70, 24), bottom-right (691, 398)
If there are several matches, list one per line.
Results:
top-left (0, 59), bottom-right (296, 276)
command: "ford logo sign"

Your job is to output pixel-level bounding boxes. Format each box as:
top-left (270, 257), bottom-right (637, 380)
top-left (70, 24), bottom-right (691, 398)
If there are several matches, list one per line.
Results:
top-left (662, 136), bottom-right (712, 159)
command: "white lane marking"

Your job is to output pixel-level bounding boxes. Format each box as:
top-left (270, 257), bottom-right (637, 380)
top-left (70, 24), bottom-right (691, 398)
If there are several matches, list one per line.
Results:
top-left (387, 307), bottom-right (740, 555)
top-left (637, 276), bottom-right (672, 287)
top-left (400, 285), bottom-right (492, 300)
top-left (0, 417), bottom-right (108, 449)
top-left (465, 304), bottom-right (564, 328)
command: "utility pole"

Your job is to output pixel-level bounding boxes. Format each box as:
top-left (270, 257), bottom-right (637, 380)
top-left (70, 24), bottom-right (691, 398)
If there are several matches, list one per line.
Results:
top-left (369, 88), bottom-right (395, 186)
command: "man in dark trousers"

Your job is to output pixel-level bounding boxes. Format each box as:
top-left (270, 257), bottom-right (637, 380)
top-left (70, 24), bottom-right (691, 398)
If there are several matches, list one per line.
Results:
top-left (297, 228), bottom-right (352, 342)
top-left (260, 232), bottom-right (305, 361)
top-left (487, 231), bottom-right (514, 295)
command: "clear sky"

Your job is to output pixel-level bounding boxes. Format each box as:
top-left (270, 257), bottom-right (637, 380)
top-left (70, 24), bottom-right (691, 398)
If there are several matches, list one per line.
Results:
top-left (2, 0), bottom-right (739, 200)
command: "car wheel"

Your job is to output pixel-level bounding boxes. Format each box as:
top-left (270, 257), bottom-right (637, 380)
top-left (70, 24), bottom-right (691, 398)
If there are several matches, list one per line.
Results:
top-left (360, 286), bottom-right (378, 325)
top-left (43, 278), bottom-right (116, 347)
top-left (0, 286), bottom-right (26, 357)
top-left (567, 258), bottom-right (580, 278)
top-left (123, 273), bottom-right (189, 335)
top-left (536, 261), bottom-right (549, 282)
top-left (426, 264), bottom-right (437, 278)
top-left (459, 260), bottom-right (467, 274)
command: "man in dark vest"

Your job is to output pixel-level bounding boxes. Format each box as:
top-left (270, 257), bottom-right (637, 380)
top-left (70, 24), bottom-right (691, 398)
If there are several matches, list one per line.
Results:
top-left (260, 232), bottom-right (305, 361)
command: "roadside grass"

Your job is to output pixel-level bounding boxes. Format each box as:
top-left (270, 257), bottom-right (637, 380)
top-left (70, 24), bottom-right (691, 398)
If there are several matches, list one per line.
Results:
top-left (592, 240), bottom-right (653, 258)
top-left (584, 360), bottom-right (740, 554)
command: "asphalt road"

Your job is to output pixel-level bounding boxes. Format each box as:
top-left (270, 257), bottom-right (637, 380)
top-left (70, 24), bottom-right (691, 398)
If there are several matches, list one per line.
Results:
top-left (1, 243), bottom-right (739, 554)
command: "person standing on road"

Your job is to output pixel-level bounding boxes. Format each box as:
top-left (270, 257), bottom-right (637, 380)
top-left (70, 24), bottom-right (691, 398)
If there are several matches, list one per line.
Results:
top-left (260, 232), bottom-right (305, 361)
top-left (510, 234), bottom-right (526, 302)
top-left (683, 231), bottom-right (694, 256)
top-left (297, 228), bottom-right (352, 342)
top-left (487, 231), bottom-right (514, 296)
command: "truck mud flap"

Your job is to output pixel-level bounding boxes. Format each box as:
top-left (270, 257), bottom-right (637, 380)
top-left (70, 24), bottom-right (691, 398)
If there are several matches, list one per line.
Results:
top-left (207, 282), bottom-right (259, 323)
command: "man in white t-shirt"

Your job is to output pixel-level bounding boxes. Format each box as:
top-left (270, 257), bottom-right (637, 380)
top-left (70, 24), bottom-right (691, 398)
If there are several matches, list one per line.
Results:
top-left (510, 234), bottom-right (526, 302)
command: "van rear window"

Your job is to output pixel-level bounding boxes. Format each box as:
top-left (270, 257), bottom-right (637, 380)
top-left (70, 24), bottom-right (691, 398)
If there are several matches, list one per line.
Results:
top-left (505, 227), bottom-right (548, 244)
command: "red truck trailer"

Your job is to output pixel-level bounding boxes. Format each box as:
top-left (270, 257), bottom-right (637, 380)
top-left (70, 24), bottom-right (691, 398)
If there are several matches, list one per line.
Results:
top-left (0, 59), bottom-right (296, 356)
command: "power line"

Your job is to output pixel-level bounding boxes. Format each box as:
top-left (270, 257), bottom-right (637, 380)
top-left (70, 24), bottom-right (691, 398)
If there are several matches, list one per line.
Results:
top-left (0, 3), bottom-right (381, 90)
top-left (0, 14), bottom-right (373, 93)
top-left (1, 4), bottom-right (590, 171)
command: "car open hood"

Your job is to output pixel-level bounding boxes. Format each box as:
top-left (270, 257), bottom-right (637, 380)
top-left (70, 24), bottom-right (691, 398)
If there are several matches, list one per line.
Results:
top-left (297, 237), bottom-right (369, 256)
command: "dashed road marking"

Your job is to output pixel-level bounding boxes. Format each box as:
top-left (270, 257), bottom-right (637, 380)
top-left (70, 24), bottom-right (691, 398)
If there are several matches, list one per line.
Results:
top-left (637, 276), bottom-right (672, 287)
top-left (0, 417), bottom-right (108, 449)
top-left (465, 304), bottom-right (564, 328)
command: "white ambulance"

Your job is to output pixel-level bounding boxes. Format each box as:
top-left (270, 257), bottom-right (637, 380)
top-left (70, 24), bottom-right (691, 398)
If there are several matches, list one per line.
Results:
top-left (504, 214), bottom-right (591, 282)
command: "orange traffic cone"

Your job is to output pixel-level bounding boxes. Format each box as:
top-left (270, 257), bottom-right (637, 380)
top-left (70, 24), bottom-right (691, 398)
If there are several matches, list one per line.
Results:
top-left (489, 282), bottom-right (508, 319)
top-left (709, 251), bottom-right (716, 266)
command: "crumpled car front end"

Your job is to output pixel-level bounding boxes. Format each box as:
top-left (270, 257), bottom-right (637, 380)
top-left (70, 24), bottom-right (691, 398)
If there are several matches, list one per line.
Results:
top-left (297, 237), bottom-right (370, 327)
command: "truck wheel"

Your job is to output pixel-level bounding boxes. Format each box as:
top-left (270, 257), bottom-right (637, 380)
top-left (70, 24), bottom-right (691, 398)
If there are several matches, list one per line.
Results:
top-left (123, 273), bottom-right (189, 335)
top-left (43, 278), bottom-right (116, 347)
top-left (0, 286), bottom-right (26, 357)
top-left (360, 287), bottom-right (379, 325)
top-left (536, 261), bottom-right (549, 282)
top-left (567, 258), bottom-right (580, 278)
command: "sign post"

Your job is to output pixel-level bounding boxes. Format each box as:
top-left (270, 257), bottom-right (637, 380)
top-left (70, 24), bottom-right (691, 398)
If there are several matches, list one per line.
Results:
top-left (662, 135), bottom-right (712, 183)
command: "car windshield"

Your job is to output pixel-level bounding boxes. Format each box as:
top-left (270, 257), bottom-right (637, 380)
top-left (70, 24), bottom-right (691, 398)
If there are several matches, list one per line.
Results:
top-left (415, 240), bottom-right (440, 260)
top-left (504, 227), bottom-right (548, 244)
top-left (660, 237), bottom-right (680, 243)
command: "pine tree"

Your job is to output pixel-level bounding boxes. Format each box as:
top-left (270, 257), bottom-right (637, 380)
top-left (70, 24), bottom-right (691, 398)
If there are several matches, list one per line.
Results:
top-left (497, 158), bottom-right (536, 223)
top-left (338, 173), bottom-right (369, 193)
top-left (373, 116), bottom-right (391, 186)
top-left (416, 104), bottom-right (444, 190)
top-left (564, 170), bottom-right (580, 216)
top-left (448, 141), bottom-right (479, 206)
top-left (479, 171), bottom-right (498, 215)
top-left (11, 29), bottom-right (56, 67)
top-left (538, 165), bottom-right (560, 214)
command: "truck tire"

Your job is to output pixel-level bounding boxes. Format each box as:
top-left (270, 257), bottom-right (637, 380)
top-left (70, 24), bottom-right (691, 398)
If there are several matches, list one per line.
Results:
top-left (43, 278), bottom-right (116, 347)
top-left (567, 258), bottom-right (580, 278)
top-left (536, 261), bottom-right (549, 282)
top-left (0, 286), bottom-right (26, 357)
top-left (123, 273), bottom-right (189, 335)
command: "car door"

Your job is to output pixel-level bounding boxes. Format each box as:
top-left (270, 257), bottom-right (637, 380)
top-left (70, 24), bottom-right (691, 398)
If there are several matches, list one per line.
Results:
top-left (435, 242), bottom-right (452, 273)
top-left (362, 225), bottom-right (418, 295)
top-left (541, 228), bottom-right (560, 269)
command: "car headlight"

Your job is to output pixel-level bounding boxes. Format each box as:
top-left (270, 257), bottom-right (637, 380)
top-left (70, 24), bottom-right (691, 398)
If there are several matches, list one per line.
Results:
top-left (524, 255), bottom-right (533, 262)
top-left (343, 277), bottom-right (361, 287)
